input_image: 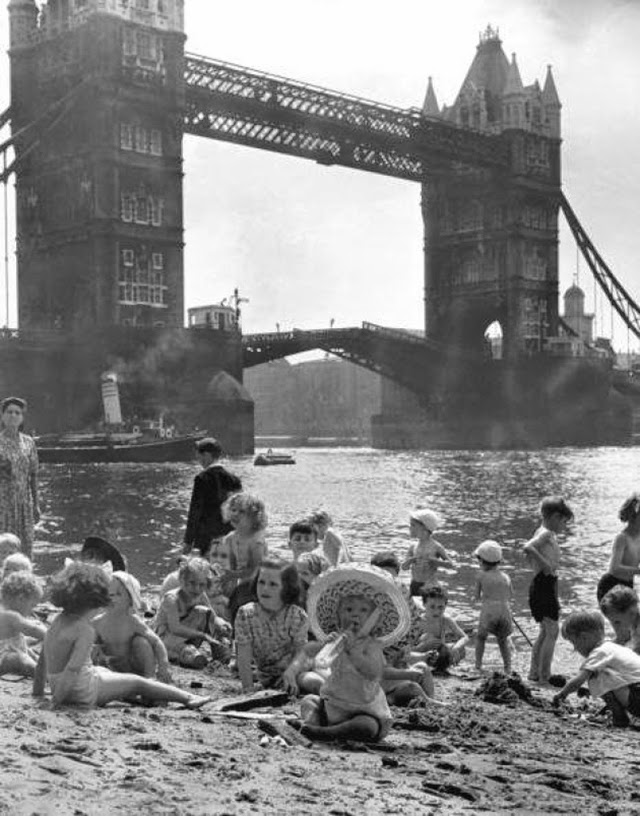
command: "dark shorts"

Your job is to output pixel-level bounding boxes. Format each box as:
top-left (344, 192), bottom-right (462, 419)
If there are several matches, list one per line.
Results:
top-left (410, 580), bottom-right (425, 597)
top-left (596, 573), bottom-right (634, 604)
top-left (529, 573), bottom-right (560, 623)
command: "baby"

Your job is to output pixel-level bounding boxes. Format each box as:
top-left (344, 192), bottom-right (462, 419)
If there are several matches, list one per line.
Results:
top-left (473, 540), bottom-right (513, 674)
top-left (402, 510), bottom-right (453, 595)
top-left (553, 610), bottom-right (640, 727)
top-left (93, 572), bottom-right (172, 682)
top-left (0, 571), bottom-right (46, 677)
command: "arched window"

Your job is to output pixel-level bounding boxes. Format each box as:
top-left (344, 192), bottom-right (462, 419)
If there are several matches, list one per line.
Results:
top-left (484, 321), bottom-right (503, 359)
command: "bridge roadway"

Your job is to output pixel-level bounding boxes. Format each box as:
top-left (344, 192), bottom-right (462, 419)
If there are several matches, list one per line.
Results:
top-left (183, 52), bottom-right (510, 181)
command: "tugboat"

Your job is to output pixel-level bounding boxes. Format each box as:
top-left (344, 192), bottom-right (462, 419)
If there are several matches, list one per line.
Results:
top-left (253, 448), bottom-right (296, 467)
top-left (36, 373), bottom-right (205, 464)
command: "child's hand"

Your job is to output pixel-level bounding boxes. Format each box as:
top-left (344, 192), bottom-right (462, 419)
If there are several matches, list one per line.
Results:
top-left (282, 667), bottom-right (299, 696)
top-left (215, 619), bottom-right (232, 639)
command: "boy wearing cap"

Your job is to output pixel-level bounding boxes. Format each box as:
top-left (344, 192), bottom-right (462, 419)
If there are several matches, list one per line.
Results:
top-left (402, 509), bottom-right (453, 596)
top-left (473, 540), bottom-right (513, 674)
top-left (523, 496), bottom-right (574, 683)
top-left (183, 437), bottom-right (242, 558)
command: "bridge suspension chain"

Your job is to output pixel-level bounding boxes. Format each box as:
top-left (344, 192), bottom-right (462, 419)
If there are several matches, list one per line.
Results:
top-left (560, 193), bottom-right (640, 342)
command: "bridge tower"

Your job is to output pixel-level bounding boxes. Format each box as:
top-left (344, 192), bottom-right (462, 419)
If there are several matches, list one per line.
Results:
top-left (8, 0), bottom-right (185, 331)
top-left (422, 26), bottom-right (561, 360)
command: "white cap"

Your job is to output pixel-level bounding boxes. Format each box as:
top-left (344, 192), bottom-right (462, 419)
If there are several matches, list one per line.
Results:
top-left (409, 509), bottom-right (440, 533)
top-left (473, 540), bottom-right (502, 563)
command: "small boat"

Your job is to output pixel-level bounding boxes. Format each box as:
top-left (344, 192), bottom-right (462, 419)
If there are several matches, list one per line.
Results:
top-left (253, 448), bottom-right (296, 467)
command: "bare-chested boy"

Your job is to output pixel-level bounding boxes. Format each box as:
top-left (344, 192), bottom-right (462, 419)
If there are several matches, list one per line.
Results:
top-left (523, 497), bottom-right (574, 683)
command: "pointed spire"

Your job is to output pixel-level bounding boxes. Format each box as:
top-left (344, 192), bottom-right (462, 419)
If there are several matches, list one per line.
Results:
top-left (421, 77), bottom-right (440, 117)
top-left (503, 53), bottom-right (524, 95)
top-left (542, 65), bottom-right (561, 107)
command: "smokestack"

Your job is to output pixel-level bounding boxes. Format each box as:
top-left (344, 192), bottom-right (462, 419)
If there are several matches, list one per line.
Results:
top-left (101, 372), bottom-right (122, 426)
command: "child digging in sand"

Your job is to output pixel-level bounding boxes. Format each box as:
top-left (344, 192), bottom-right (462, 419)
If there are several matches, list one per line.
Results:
top-left (410, 584), bottom-right (469, 674)
top-left (473, 540), bottom-right (514, 674)
top-left (0, 571), bottom-right (46, 677)
top-left (299, 564), bottom-right (411, 742)
top-left (523, 496), bottom-right (573, 684)
top-left (33, 562), bottom-right (211, 709)
top-left (553, 610), bottom-right (640, 728)
top-left (93, 572), bottom-right (172, 682)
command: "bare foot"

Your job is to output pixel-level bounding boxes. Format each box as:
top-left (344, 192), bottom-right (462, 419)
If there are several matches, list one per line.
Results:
top-left (183, 695), bottom-right (214, 710)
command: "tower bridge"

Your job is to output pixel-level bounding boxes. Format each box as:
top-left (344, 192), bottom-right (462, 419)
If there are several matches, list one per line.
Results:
top-left (0, 0), bottom-right (638, 449)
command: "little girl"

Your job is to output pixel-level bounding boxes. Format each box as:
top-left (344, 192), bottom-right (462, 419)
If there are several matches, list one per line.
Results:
top-left (296, 551), bottom-right (330, 611)
top-left (0, 571), bottom-right (46, 677)
top-left (154, 557), bottom-right (231, 669)
top-left (93, 572), bottom-right (172, 682)
top-left (299, 564), bottom-right (411, 743)
top-left (309, 510), bottom-right (350, 566)
top-left (235, 557), bottom-right (308, 692)
top-left (220, 493), bottom-right (268, 623)
top-left (33, 561), bottom-right (210, 708)
top-left (402, 509), bottom-right (454, 595)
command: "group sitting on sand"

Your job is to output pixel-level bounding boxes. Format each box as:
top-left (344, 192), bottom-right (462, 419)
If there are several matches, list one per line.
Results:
top-left (2, 480), bottom-right (640, 741)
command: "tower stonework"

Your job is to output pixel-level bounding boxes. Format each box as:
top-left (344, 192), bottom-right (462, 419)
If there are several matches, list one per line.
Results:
top-left (422, 27), bottom-right (561, 360)
top-left (9, 0), bottom-right (186, 331)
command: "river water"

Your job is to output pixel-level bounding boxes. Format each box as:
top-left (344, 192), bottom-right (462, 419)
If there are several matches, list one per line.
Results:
top-left (34, 446), bottom-right (640, 672)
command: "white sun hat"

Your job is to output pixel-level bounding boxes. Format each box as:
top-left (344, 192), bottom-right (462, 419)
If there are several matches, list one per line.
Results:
top-left (473, 540), bottom-right (503, 564)
top-left (409, 509), bottom-right (440, 533)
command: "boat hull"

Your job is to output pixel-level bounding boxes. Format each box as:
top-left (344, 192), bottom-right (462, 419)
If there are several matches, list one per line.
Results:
top-left (37, 434), bottom-right (205, 464)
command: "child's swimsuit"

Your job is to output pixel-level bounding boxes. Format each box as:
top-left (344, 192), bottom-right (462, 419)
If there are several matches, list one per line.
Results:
top-left (48, 661), bottom-right (110, 707)
top-left (529, 573), bottom-right (559, 622)
top-left (477, 600), bottom-right (513, 639)
top-left (0, 632), bottom-right (29, 662)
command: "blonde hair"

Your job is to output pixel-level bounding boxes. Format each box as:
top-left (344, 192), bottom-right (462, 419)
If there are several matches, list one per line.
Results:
top-left (1, 552), bottom-right (33, 578)
top-left (222, 492), bottom-right (268, 533)
top-left (0, 570), bottom-right (43, 607)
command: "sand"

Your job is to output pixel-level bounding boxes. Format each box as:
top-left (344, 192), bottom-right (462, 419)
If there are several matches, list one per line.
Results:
top-left (2, 663), bottom-right (638, 816)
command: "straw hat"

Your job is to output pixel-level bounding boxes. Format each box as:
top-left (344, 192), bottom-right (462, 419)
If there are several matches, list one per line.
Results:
top-left (307, 564), bottom-right (411, 647)
top-left (473, 540), bottom-right (502, 564)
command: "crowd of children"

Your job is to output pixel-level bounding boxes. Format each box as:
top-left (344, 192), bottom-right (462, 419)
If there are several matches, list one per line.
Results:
top-left (2, 485), bottom-right (640, 740)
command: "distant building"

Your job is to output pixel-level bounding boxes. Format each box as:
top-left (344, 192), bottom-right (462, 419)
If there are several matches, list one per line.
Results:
top-left (244, 357), bottom-right (382, 439)
top-left (188, 304), bottom-right (238, 331)
top-left (562, 285), bottom-right (594, 344)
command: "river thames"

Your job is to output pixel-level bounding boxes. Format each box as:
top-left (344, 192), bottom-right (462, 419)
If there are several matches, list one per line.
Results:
top-left (34, 445), bottom-right (640, 672)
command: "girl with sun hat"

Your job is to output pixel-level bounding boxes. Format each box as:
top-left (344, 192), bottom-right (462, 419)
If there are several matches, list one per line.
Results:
top-left (299, 563), bottom-right (411, 742)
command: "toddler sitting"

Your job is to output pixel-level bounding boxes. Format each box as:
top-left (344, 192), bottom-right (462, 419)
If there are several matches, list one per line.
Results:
top-left (410, 585), bottom-right (468, 673)
top-left (0, 571), bottom-right (46, 677)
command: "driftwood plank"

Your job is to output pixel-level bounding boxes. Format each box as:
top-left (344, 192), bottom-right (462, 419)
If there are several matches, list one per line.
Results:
top-left (214, 690), bottom-right (290, 712)
top-left (258, 718), bottom-right (311, 748)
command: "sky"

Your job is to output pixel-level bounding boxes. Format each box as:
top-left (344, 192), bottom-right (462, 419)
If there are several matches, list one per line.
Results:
top-left (1, 0), bottom-right (639, 351)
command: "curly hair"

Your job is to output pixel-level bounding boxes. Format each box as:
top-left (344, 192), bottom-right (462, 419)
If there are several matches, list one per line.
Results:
top-left (251, 557), bottom-right (300, 606)
top-left (600, 585), bottom-right (639, 615)
top-left (223, 492), bottom-right (268, 533)
top-left (619, 493), bottom-right (640, 524)
top-left (297, 551), bottom-right (329, 578)
top-left (0, 570), bottom-right (43, 607)
top-left (48, 561), bottom-right (111, 614)
top-left (1, 552), bottom-right (33, 578)
top-left (421, 584), bottom-right (449, 604)
top-left (178, 556), bottom-right (213, 588)
top-left (309, 510), bottom-right (332, 528)
top-left (561, 610), bottom-right (605, 641)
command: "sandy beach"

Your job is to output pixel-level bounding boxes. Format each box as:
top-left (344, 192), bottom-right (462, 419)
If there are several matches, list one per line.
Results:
top-left (2, 660), bottom-right (638, 816)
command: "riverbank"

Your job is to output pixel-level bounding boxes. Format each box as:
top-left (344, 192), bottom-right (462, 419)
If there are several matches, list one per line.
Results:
top-left (3, 663), bottom-right (638, 816)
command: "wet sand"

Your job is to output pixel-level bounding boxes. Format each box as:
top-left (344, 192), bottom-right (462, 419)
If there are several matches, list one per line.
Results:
top-left (2, 662), bottom-right (638, 816)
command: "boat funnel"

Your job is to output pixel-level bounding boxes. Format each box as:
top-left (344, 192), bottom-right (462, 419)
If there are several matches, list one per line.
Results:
top-left (101, 372), bottom-right (122, 425)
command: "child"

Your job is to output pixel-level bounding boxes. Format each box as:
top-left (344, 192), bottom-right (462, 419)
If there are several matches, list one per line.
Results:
top-left (1, 552), bottom-right (33, 579)
top-left (93, 572), bottom-right (173, 682)
top-left (288, 519), bottom-right (318, 561)
top-left (523, 496), bottom-right (574, 683)
top-left (235, 557), bottom-right (308, 693)
top-left (600, 585), bottom-right (640, 653)
top-left (553, 610), bottom-right (640, 728)
top-left (473, 540), bottom-right (513, 674)
top-left (33, 562), bottom-right (211, 709)
top-left (369, 551), bottom-right (434, 705)
top-left (0, 571), bottom-right (46, 677)
top-left (220, 493), bottom-right (268, 623)
top-left (299, 563), bottom-right (411, 743)
top-left (154, 557), bottom-right (231, 669)
top-left (160, 558), bottom-right (229, 620)
top-left (410, 584), bottom-right (469, 673)
top-left (296, 551), bottom-right (330, 611)
top-left (309, 511), bottom-right (350, 566)
top-left (0, 532), bottom-right (21, 562)
top-left (596, 493), bottom-right (640, 602)
top-left (402, 510), bottom-right (453, 596)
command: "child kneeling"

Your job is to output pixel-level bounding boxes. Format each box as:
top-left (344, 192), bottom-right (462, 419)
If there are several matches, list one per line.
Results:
top-left (300, 564), bottom-right (411, 743)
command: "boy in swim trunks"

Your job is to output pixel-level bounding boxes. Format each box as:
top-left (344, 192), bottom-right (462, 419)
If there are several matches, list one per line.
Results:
top-left (473, 540), bottom-right (513, 674)
top-left (523, 496), bottom-right (574, 683)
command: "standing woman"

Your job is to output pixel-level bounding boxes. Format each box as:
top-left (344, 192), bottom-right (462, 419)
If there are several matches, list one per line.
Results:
top-left (0, 397), bottom-right (39, 557)
top-left (596, 493), bottom-right (640, 602)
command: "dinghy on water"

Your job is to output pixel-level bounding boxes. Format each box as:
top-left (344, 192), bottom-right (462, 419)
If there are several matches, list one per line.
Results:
top-left (253, 448), bottom-right (296, 467)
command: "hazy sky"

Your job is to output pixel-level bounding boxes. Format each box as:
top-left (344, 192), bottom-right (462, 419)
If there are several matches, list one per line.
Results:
top-left (1, 1), bottom-right (639, 350)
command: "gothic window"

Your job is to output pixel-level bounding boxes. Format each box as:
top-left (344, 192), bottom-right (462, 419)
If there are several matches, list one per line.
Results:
top-left (150, 129), bottom-right (162, 155)
top-left (123, 28), bottom-right (136, 57)
top-left (150, 198), bottom-right (164, 227)
top-left (152, 252), bottom-right (163, 269)
top-left (118, 248), bottom-right (167, 308)
top-left (122, 249), bottom-right (134, 266)
top-left (135, 196), bottom-right (149, 224)
top-left (135, 126), bottom-right (148, 152)
top-left (120, 123), bottom-right (133, 150)
top-left (137, 32), bottom-right (156, 61)
top-left (121, 195), bottom-right (134, 222)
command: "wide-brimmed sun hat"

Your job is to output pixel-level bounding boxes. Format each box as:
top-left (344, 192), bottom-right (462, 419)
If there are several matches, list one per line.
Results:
top-left (409, 509), bottom-right (440, 533)
top-left (307, 563), bottom-right (411, 647)
top-left (473, 540), bottom-right (502, 563)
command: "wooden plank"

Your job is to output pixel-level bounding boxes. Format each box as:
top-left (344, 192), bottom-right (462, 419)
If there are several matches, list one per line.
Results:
top-left (214, 689), bottom-right (290, 712)
top-left (258, 718), bottom-right (312, 748)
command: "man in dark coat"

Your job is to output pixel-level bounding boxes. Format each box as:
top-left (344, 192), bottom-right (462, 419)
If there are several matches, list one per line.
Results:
top-left (183, 437), bottom-right (242, 557)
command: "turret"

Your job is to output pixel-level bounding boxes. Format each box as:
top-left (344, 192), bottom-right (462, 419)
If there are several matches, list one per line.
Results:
top-left (542, 65), bottom-right (561, 138)
top-left (8, 0), bottom-right (38, 49)
top-left (502, 53), bottom-right (525, 129)
top-left (421, 77), bottom-right (440, 117)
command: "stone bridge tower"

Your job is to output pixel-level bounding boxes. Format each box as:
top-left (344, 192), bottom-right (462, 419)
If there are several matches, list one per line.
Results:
top-left (422, 26), bottom-right (561, 360)
top-left (8, 0), bottom-right (186, 332)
